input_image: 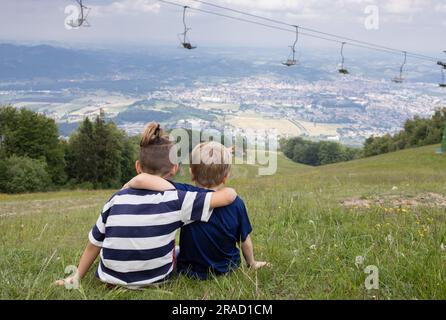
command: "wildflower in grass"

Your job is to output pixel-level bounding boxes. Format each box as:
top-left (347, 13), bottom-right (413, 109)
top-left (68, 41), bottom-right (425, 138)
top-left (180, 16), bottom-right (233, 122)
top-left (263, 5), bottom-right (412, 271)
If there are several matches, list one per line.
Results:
top-left (386, 234), bottom-right (394, 245)
top-left (420, 225), bottom-right (430, 234)
top-left (441, 243), bottom-right (445, 252)
top-left (310, 244), bottom-right (317, 250)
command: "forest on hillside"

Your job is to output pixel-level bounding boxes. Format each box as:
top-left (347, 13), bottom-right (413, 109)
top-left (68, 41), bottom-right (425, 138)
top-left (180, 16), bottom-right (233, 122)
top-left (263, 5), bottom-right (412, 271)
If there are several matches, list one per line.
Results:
top-left (281, 107), bottom-right (446, 166)
top-left (0, 106), bottom-right (138, 193)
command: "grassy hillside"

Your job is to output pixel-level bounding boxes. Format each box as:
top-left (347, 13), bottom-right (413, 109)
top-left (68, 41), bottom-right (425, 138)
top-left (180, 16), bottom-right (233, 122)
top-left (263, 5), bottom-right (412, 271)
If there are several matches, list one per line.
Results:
top-left (1, 146), bottom-right (445, 299)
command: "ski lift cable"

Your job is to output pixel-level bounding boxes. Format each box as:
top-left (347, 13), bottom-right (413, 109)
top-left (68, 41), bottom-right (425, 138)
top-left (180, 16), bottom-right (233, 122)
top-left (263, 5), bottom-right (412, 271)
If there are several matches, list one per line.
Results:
top-left (187, 0), bottom-right (441, 62)
top-left (158, 0), bottom-right (422, 59)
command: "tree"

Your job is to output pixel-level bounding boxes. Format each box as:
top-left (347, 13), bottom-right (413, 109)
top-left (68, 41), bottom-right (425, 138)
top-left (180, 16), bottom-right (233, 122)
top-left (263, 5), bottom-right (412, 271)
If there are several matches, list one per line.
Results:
top-left (364, 107), bottom-right (446, 157)
top-left (120, 136), bottom-right (138, 185)
top-left (0, 106), bottom-right (66, 184)
top-left (66, 117), bottom-right (97, 184)
top-left (319, 141), bottom-right (343, 165)
top-left (281, 136), bottom-right (360, 166)
top-left (66, 114), bottom-right (137, 188)
top-left (0, 155), bottom-right (51, 193)
top-left (94, 116), bottom-right (123, 188)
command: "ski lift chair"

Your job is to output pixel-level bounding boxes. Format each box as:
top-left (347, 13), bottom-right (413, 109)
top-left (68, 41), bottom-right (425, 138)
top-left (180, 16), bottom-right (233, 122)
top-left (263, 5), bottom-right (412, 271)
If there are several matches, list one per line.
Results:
top-left (67, 0), bottom-right (90, 28)
top-left (179, 6), bottom-right (197, 50)
top-left (392, 51), bottom-right (407, 83)
top-left (282, 26), bottom-right (299, 67)
top-left (338, 42), bottom-right (349, 75)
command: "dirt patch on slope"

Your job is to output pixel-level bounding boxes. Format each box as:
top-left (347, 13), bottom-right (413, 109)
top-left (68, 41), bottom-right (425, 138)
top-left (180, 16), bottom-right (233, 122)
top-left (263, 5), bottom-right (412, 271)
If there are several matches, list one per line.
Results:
top-left (0, 196), bottom-right (103, 218)
top-left (341, 193), bottom-right (446, 209)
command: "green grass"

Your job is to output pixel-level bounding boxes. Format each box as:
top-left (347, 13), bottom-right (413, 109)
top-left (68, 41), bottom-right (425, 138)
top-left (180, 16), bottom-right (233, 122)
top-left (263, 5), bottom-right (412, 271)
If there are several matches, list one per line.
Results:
top-left (1, 146), bottom-right (446, 299)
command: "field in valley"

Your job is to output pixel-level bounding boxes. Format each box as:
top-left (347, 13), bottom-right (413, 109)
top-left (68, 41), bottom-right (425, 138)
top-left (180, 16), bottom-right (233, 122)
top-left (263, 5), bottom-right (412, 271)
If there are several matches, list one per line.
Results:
top-left (1, 145), bottom-right (445, 299)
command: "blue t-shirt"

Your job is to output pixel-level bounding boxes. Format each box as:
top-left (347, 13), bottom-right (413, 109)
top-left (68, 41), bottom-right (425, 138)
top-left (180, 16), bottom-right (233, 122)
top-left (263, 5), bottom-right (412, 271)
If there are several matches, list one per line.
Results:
top-left (173, 182), bottom-right (253, 280)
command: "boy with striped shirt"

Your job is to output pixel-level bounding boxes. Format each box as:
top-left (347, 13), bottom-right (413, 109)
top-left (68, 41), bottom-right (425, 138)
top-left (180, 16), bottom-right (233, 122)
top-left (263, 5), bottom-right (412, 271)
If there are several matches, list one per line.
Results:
top-left (56, 123), bottom-right (236, 288)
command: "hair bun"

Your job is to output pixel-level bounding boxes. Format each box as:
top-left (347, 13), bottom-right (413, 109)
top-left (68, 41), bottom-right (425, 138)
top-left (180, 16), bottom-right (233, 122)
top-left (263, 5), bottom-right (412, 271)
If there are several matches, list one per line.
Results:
top-left (140, 122), bottom-right (165, 147)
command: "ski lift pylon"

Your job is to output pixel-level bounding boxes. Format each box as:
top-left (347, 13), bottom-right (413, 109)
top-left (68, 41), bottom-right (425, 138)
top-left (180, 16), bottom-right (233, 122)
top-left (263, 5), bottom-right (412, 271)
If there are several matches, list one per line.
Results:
top-left (67, 0), bottom-right (90, 28)
top-left (440, 69), bottom-right (446, 88)
top-left (338, 42), bottom-right (349, 75)
top-left (438, 51), bottom-right (446, 87)
top-left (282, 25), bottom-right (299, 67)
top-left (392, 51), bottom-right (407, 83)
top-left (178, 6), bottom-right (196, 50)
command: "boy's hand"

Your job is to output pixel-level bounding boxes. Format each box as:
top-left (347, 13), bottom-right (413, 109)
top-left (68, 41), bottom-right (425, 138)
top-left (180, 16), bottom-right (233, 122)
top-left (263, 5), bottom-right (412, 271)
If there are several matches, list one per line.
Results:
top-left (54, 242), bottom-right (100, 288)
top-left (121, 182), bottom-right (130, 190)
top-left (249, 261), bottom-right (271, 270)
top-left (210, 187), bottom-right (237, 209)
top-left (54, 273), bottom-right (79, 287)
top-left (241, 236), bottom-right (270, 270)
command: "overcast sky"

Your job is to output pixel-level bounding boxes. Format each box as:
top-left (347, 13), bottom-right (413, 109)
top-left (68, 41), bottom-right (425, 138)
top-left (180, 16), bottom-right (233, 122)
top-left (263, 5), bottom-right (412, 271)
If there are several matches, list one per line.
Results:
top-left (1, 0), bottom-right (445, 55)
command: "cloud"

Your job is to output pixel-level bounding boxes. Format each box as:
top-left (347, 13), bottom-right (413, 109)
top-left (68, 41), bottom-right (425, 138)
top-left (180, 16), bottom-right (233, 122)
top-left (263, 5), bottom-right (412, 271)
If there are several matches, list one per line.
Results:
top-left (91, 0), bottom-right (161, 16)
top-left (435, 3), bottom-right (446, 12)
top-left (203, 0), bottom-right (438, 18)
top-left (382, 0), bottom-right (430, 14)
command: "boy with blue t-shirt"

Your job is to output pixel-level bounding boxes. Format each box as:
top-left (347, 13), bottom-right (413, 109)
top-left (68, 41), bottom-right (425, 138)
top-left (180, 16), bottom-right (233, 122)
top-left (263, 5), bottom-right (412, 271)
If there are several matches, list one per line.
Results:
top-left (173, 181), bottom-right (256, 279)
top-left (129, 141), bottom-right (269, 279)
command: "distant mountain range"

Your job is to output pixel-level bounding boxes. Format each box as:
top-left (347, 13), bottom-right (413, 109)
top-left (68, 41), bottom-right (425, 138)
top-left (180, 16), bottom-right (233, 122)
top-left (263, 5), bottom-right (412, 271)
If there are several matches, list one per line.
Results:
top-left (0, 44), bottom-right (261, 87)
top-left (0, 43), bottom-right (442, 89)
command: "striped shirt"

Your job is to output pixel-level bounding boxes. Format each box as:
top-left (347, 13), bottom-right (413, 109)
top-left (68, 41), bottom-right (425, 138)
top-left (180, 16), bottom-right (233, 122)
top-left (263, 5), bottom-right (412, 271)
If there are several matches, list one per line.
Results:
top-left (88, 188), bottom-right (213, 288)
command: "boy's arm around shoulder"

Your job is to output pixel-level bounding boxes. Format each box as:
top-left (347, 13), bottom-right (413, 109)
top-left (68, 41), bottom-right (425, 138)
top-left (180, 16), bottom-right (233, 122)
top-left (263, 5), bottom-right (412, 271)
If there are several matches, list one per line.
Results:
top-left (209, 187), bottom-right (237, 209)
top-left (125, 173), bottom-right (236, 207)
top-left (178, 187), bottom-right (237, 224)
top-left (124, 173), bottom-right (174, 191)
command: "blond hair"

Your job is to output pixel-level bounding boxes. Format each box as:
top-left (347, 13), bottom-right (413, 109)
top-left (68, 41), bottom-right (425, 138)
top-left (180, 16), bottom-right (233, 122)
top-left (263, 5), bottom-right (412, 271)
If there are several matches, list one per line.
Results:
top-left (139, 122), bottom-right (177, 177)
top-left (190, 141), bottom-right (231, 188)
